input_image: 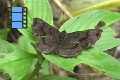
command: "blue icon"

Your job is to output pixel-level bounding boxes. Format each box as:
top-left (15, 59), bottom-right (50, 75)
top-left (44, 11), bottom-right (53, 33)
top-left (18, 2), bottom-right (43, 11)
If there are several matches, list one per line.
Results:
top-left (7, 7), bottom-right (27, 28)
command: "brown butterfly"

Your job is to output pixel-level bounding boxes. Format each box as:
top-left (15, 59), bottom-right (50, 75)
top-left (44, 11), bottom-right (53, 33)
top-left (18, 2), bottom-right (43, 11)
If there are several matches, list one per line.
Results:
top-left (32, 18), bottom-right (103, 57)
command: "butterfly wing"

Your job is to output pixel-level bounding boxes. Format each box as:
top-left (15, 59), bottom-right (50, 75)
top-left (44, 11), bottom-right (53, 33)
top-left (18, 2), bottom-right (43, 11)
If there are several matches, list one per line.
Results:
top-left (35, 36), bottom-right (58, 53)
top-left (32, 18), bottom-right (60, 53)
top-left (32, 18), bottom-right (60, 37)
top-left (66, 29), bottom-right (103, 48)
top-left (57, 44), bottom-right (81, 57)
top-left (57, 29), bottom-right (102, 57)
top-left (78, 29), bottom-right (103, 48)
top-left (55, 32), bottom-right (82, 57)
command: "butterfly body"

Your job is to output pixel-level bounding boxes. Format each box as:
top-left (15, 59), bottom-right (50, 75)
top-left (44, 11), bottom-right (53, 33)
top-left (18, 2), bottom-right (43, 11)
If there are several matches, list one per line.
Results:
top-left (32, 18), bottom-right (103, 57)
top-left (58, 31), bottom-right (67, 42)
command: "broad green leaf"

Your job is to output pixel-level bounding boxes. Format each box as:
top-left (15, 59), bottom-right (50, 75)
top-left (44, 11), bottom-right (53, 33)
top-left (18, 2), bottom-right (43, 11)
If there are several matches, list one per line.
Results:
top-left (0, 39), bottom-right (15, 53)
top-left (77, 48), bottom-right (120, 79)
top-left (0, 53), bottom-right (6, 58)
top-left (43, 53), bottom-right (79, 72)
top-left (41, 59), bottom-right (50, 75)
top-left (24, 0), bottom-right (53, 25)
top-left (18, 0), bottom-right (53, 43)
top-left (37, 74), bottom-right (74, 80)
top-left (18, 35), bottom-right (37, 54)
top-left (60, 10), bottom-right (120, 51)
top-left (60, 10), bottom-right (120, 31)
top-left (42, 10), bottom-right (120, 79)
top-left (94, 27), bottom-right (120, 51)
top-left (43, 48), bottom-right (120, 79)
top-left (0, 49), bottom-right (37, 80)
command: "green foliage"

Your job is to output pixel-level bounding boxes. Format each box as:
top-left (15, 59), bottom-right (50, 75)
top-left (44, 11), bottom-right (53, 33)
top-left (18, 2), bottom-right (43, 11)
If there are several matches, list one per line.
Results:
top-left (0, 49), bottom-right (37, 80)
top-left (60, 10), bottom-right (120, 51)
top-left (18, 36), bottom-right (37, 54)
top-left (40, 60), bottom-right (50, 75)
top-left (0, 39), bottom-right (15, 53)
top-left (43, 10), bottom-right (120, 79)
top-left (79, 49), bottom-right (120, 79)
top-left (0, 0), bottom-right (120, 80)
top-left (18, 0), bottom-right (53, 43)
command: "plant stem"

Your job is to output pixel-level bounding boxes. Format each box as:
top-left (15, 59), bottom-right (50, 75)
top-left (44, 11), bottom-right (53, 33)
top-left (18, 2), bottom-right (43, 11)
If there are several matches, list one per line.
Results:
top-left (21, 44), bottom-right (44, 80)
top-left (52, 0), bottom-right (73, 18)
top-left (26, 61), bottom-right (41, 80)
top-left (24, 53), bottom-right (44, 80)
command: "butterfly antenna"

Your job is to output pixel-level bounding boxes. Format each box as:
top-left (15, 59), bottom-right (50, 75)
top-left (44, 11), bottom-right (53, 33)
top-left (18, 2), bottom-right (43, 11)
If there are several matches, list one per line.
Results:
top-left (66, 16), bottom-right (80, 30)
top-left (63, 12), bottom-right (67, 31)
top-left (63, 12), bottom-right (65, 21)
top-left (70, 17), bottom-right (79, 26)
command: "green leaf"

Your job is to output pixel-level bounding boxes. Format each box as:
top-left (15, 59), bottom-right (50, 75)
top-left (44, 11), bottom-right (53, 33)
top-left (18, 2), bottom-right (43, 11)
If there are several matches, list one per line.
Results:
top-left (41, 60), bottom-right (50, 75)
top-left (0, 49), bottom-right (37, 80)
top-left (94, 26), bottom-right (120, 51)
top-left (42, 10), bottom-right (120, 79)
top-left (60, 10), bottom-right (120, 32)
top-left (18, 0), bottom-right (53, 43)
top-left (43, 53), bottom-right (79, 72)
top-left (77, 48), bottom-right (120, 79)
top-left (37, 74), bottom-right (74, 80)
top-left (42, 48), bottom-right (120, 79)
top-left (24, 0), bottom-right (53, 25)
top-left (60, 10), bottom-right (120, 51)
top-left (0, 39), bottom-right (15, 53)
top-left (18, 35), bottom-right (37, 54)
